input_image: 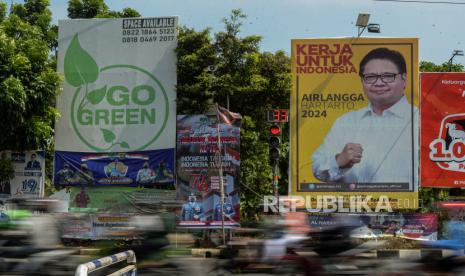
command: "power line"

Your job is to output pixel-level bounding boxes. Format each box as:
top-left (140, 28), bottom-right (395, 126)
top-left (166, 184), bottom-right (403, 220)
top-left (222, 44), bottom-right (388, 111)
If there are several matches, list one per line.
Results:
top-left (375, 0), bottom-right (465, 4)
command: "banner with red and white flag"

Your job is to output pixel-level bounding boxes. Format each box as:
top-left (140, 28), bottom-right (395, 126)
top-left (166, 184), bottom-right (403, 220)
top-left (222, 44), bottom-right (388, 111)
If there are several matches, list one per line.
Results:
top-left (176, 110), bottom-right (242, 228)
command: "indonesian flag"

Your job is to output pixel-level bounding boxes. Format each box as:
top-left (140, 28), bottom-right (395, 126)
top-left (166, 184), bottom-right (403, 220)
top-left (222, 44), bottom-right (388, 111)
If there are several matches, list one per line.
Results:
top-left (216, 104), bottom-right (242, 127)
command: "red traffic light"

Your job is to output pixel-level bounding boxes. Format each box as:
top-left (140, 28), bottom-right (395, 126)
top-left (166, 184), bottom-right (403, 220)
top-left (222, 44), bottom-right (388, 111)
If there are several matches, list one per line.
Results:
top-left (270, 124), bottom-right (281, 135)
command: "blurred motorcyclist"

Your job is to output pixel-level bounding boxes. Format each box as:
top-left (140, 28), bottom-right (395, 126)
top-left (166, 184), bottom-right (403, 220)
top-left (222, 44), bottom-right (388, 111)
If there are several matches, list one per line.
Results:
top-left (127, 214), bottom-right (169, 261)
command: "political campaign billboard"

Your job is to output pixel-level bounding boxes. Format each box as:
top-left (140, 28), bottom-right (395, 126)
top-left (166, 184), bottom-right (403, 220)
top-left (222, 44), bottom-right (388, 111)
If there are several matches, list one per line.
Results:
top-left (54, 17), bottom-right (177, 186)
top-left (309, 212), bottom-right (437, 240)
top-left (0, 151), bottom-right (45, 199)
top-left (421, 73), bottom-right (465, 187)
top-left (176, 107), bottom-right (241, 228)
top-left (291, 38), bottom-right (419, 209)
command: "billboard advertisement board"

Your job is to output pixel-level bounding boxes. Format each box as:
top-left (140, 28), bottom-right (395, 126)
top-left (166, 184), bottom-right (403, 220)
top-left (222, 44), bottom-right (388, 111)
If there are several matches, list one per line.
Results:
top-left (176, 110), bottom-right (241, 228)
top-left (421, 73), bottom-right (465, 187)
top-left (0, 151), bottom-right (45, 199)
top-left (310, 212), bottom-right (437, 240)
top-left (55, 17), bottom-right (177, 186)
top-left (291, 38), bottom-right (419, 209)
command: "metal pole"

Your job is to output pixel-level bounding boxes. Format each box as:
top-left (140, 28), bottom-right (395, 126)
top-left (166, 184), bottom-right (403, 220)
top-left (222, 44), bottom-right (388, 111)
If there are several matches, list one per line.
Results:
top-left (273, 161), bottom-right (279, 213)
top-left (215, 103), bottom-right (226, 246)
top-left (357, 26), bottom-right (366, 37)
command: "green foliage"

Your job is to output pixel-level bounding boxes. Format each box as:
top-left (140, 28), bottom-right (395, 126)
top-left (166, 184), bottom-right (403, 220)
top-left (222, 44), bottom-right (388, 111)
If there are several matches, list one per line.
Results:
top-left (0, 2), bottom-right (6, 22)
top-left (420, 61), bottom-right (464, 72)
top-left (176, 27), bottom-right (217, 113)
top-left (105, 7), bottom-right (140, 18)
top-left (177, 9), bottom-right (291, 221)
top-left (68, 0), bottom-right (108, 18)
top-left (419, 187), bottom-right (448, 212)
top-left (68, 0), bottom-right (140, 19)
top-left (239, 116), bottom-right (274, 221)
top-left (0, 1), bottom-right (59, 151)
top-left (0, 158), bottom-right (14, 183)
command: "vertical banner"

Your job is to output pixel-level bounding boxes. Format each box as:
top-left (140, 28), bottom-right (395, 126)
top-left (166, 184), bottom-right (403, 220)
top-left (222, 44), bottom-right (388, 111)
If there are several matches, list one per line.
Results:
top-left (0, 151), bottom-right (45, 199)
top-left (421, 73), bottom-right (465, 187)
top-left (54, 17), bottom-right (177, 186)
top-left (291, 38), bottom-right (419, 209)
top-left (176, 110), bottom-right (241, 228)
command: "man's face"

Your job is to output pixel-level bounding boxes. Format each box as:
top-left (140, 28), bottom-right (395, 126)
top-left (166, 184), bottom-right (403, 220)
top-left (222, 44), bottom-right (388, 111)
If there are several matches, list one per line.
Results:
top-left (361, 59), bottom-right (406, 110)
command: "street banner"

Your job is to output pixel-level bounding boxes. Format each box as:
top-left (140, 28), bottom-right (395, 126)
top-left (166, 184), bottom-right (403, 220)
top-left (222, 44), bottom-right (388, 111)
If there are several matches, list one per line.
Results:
top-left (176, 109), bottom-right (241, 228)
top-left (61, 213), bottom-right (137, 240)
top-left (291, 37), bottom-right (419, 209)
top-left (55, 17), bottom-right (177, 186)
top-left (61, 213), bottom-right (172, 240)
top-left (421, 73), bottom-right (465, 187)
top-left (309, 212), bottom-right (437, 240)
top-left (439, 202), bottom-right (465, 240)
top-left (0, 151), bottom-right (45, 199)
top-left (68, 187), bottom-right (178, 213)
top-left (54, 151), bottom-right (174, 187)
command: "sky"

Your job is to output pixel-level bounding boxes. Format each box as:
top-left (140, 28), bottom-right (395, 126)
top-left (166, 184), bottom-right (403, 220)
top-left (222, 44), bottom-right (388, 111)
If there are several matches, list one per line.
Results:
top-left (44, 0), bottom-right (465, 65)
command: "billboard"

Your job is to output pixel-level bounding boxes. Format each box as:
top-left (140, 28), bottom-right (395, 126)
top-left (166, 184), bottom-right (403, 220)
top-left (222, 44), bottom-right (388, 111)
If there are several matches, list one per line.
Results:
top-left (0, 151), bottom-right (45, 199)
top-left (176, 109), bottom-right (241, 228)
top-left (54, 151), bottom-right (174, 187)
top-left (310, 213), bottom-right (437, 241)
top-left (54, 17), bottom-right (177, 186)
top-left (421, 73), bottom-right (465, 187)
top-left (61, 213), bottom-right (168, 240)
top-left (68, 187), bottom-right (178, 213)
top-left (291, 38), bottom-right (419, 209)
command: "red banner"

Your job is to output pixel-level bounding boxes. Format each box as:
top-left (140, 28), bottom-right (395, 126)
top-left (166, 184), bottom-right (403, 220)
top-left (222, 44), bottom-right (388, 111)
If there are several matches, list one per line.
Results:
top-left (421, 73), bottom-right (465, 187)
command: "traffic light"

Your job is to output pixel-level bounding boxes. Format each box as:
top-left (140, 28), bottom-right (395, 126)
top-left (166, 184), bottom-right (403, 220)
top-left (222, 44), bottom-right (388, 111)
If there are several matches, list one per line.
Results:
top-left (269, 123), bottom-right (281, 162)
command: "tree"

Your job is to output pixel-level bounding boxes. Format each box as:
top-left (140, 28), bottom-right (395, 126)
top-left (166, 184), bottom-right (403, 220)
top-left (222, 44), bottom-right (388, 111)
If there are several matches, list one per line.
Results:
top-left (0, 0), bottom-right (60, 151)
top-left (420, 61), bottom-right (464, 72)
top-left (105, 8), bottom-right (140, 18)
top-left (176, 26), bottom-right (217, 113)
top-left (177, 9), bottom-right (291, 221)
top-left (68, 0), bottom-right (140, 19)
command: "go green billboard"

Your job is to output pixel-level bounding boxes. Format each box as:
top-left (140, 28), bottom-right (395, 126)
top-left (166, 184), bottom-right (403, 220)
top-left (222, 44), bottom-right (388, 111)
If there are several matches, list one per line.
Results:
top-left (54, 18), bottom-right (177, 187)
top-left (56, 17), bottom-right (177, 152)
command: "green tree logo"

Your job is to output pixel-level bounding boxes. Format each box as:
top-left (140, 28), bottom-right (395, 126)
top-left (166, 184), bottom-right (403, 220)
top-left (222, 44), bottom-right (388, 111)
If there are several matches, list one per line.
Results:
top-left (64, 34), bottom-right (169, 152)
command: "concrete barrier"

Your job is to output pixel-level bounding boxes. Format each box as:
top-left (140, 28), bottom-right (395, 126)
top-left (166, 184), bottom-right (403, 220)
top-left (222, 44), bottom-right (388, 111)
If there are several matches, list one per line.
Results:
top-left (75, 250), bottom-right (136, 276)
